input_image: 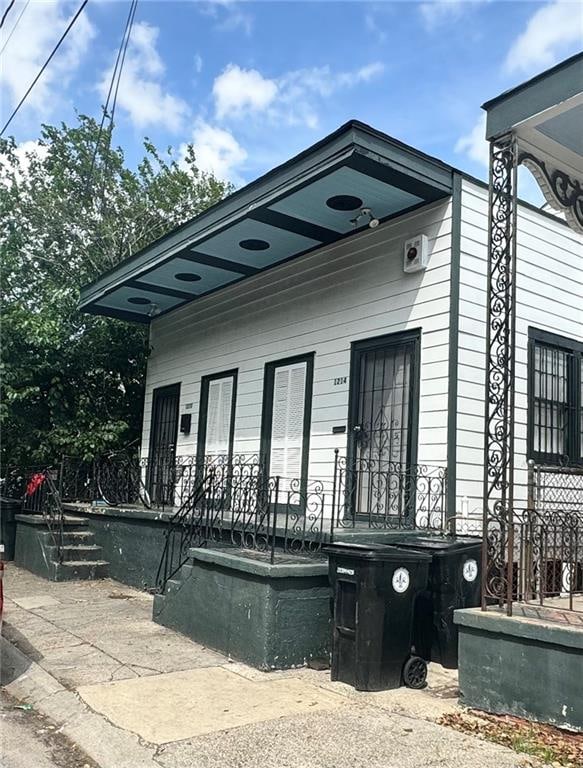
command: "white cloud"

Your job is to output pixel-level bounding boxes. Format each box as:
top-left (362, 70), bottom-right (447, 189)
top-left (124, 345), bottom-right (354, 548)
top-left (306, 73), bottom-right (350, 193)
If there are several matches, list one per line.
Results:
top-left (213, 65), bottom-right (278, 121)
top-left (212, 62), bottom-right (385, 127)
top-left (98, 22), bottom-right (189, 133)
top-left (420, 0), bottom-right (467, 27)
top-left (183, 120), bottom-right (247, 184)
top-left (194, 53), bottom-right (203, 74)
top-left (455, 114), bottom-right (489, 167)
top-left (364, 10), bottom-right (387, 43)
top-left (198, 0), bottom-right (253, 36)
top-left (0, 0), bottom-right (95, 126)
top-left (504, 0), bottom-right (582, 75)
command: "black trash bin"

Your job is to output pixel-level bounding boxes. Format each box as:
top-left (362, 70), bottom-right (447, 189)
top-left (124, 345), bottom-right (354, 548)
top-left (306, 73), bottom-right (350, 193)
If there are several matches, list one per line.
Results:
top-left (391, 535), bottom-right (481, 669)
top-left (0, 497), bottom-right (22, 561)
top-left (325, 542), bottom-right (432, 691)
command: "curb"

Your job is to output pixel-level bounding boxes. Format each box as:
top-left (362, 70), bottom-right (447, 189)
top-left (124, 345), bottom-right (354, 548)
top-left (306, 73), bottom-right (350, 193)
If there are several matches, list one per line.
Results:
top-left (1, 635), bottom-right (160, 768)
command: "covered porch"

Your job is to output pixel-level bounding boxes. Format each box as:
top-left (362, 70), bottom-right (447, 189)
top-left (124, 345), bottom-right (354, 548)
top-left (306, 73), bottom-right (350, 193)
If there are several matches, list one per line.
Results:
top-left (458, 52), bottom-right (583, 731)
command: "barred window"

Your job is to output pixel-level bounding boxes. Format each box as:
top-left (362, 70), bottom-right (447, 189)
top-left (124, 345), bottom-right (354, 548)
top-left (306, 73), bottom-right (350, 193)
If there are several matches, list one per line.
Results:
top-left (528, 329), bottom-right (583, 466)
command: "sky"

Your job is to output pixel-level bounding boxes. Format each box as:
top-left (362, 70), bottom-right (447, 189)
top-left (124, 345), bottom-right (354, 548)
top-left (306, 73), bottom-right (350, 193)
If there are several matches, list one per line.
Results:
top-left (1, 0), bottom-right (582, 202)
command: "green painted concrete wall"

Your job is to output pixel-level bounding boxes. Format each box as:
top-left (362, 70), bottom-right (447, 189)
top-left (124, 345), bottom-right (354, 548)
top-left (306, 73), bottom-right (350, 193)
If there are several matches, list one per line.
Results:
top-left (14, 518), bottom-right (56, 580)
top-left (153, 548), bottom-right (331, 670)
top-left (79, 510), bottom-right (168, 590)
top-left (455, 608), bottom-right (583, 731)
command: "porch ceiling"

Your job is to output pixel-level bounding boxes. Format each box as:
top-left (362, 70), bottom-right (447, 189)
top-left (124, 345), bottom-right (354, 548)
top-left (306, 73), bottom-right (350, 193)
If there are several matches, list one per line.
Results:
top-left (78, 121), bottom-right (454, 324)
top-left (483, 52), bottom-right (583, 233)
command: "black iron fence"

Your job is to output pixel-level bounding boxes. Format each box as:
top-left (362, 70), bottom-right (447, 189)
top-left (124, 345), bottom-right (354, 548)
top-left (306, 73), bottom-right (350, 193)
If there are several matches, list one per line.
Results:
top-left (6, 451), bottom-right (452, 588)
top-left (483, 461), bottom-right (583, 614)
top-left (331, 453), bottom-right (448, 531)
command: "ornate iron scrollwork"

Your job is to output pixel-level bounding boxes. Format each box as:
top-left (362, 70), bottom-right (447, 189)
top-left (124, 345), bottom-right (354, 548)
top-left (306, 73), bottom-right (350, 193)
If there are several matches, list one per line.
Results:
top-left (519, 152), bottom-right (583, 234)
top-left (482, 134), bottom-right (518, 612)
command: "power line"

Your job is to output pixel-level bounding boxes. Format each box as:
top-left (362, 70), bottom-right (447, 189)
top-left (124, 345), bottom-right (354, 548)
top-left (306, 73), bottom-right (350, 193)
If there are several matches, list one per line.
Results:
top-left (108, 0), bottom-right (137, 141)
top-left (0, 0), bottom-right (16, 29)
top-left (0, 0), bottom-right (89, 137)
top-left (0, 0), bottom-right (30, 56)
top-left (85, 0), bottom-right (138, 202)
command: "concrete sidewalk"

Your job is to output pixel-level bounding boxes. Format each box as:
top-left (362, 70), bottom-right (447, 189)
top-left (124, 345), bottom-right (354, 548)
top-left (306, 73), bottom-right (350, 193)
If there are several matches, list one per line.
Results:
top-left (1, 566), bottom-right (538, 768)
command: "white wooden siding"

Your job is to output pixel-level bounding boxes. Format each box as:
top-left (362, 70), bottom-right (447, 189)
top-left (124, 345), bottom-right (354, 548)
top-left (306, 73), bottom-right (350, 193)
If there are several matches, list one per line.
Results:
top-left (142, 199), bottom-right (453, 487)
top-left (456, 178), bottom-right (583, 515)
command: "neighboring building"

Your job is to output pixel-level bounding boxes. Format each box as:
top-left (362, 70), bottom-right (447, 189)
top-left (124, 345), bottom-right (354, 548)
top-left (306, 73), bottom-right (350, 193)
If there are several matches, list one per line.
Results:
top-left (79, 120), bottom-right (583, 521)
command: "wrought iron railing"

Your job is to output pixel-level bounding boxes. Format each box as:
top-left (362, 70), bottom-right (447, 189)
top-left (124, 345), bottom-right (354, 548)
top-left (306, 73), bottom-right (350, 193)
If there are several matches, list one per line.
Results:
top-left (200, 456), bottom-right (329, 558)
top-left (3, 465), bottom-right (66, 562)
top-left (331, 452), bottom-right (448, 531)
top-left (59, 452), bottom-right (198, 512)
top-left (482, 461), bottom-right (583, 614)
top-left (155, 465), bottom-right (213, 592)
top-left (8, 451), bottom-right (453, 584)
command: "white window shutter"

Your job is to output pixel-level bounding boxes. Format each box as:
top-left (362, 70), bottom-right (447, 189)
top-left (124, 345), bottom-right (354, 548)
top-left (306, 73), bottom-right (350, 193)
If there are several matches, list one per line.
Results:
top-left (269, 362), bottom-right (307, 487)
top-left (206, 377), bottom-right (233, 456)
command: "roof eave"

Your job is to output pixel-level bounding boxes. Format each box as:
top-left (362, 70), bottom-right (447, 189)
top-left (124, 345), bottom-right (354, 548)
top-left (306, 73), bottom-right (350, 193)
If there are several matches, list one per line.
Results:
top-left (78, 121), bottom-right (454, 312)
top-left (482, 52), bottom-right (583, 141)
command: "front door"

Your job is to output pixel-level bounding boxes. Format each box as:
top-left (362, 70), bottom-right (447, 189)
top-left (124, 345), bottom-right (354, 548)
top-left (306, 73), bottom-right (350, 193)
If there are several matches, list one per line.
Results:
top-left (348, 331), bottom-right (420, 523)
top-left (148, 383), bottom-right (180, 506)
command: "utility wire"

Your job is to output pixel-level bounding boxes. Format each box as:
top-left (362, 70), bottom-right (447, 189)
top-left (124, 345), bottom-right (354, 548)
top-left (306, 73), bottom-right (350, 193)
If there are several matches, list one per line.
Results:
top-left (98, 0), bottom-right (138, 211)
top-left (0, 0), bottom-right (89, 137)
top-left (107, 0), bottom-right (137, 142)
top-left (0, 0), bottom-right (16, 29)
top-left (84, 0), bottom-right (137, 203)
top-left (0, 0), bottom-right (30, 56)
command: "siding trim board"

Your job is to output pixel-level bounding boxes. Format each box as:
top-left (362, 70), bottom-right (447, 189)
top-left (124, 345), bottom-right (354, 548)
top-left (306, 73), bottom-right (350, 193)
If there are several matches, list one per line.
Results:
top-left (446, 173), bottom-right (462, 518)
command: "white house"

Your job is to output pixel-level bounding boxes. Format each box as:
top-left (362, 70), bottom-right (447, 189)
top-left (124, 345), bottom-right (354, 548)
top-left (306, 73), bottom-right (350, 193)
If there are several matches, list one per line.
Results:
top-left (79, 120), bottom-right (583, 523)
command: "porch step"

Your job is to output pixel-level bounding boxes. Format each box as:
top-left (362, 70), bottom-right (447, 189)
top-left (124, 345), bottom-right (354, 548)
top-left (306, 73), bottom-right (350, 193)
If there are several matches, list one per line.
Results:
top-left (56, 530), bottom-right (95, 545)
top-left (56, 560), bottom-right (110, 581)
top-left (20, 515), bottom-right (110, 582)
top-left (48, 544), bottom-right (105, 563)
top-left (15, 514), bottom-right (90, 527)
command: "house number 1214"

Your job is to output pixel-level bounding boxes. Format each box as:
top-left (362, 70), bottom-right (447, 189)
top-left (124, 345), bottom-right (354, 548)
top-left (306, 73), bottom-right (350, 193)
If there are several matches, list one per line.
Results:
top-left (333, 377), bottom-right (347, 385)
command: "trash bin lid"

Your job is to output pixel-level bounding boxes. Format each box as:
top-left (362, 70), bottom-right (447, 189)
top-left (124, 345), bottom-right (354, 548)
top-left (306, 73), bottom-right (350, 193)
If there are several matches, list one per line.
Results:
top-left (324, 542), bottom-right (432, 562)
top-left (391, 535), bottom-right (481, 554)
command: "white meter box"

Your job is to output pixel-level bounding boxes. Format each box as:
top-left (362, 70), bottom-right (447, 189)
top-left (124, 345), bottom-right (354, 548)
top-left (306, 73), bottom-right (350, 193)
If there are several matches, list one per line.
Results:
top-left (404, 234), bottom-right (430, 273)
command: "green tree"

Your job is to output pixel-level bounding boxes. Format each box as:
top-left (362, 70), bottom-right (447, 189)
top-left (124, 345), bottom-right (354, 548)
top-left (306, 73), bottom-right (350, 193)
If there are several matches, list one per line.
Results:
top-left (0, 115), bottom-right (232, 466)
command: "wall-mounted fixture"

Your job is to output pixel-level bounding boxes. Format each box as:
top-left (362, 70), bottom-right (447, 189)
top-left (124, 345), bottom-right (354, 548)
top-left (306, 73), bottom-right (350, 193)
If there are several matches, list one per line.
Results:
top-left (403, 234), bottom-right (430, 273)
top-left (350, 207), bottom-right (380, 229)
top-left (180, 413), bottom-right (192, 434)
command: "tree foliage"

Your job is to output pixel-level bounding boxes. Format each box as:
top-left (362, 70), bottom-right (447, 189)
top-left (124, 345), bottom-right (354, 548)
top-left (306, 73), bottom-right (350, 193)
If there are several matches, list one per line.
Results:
top-left (0, 115), bottom-right (232, 466)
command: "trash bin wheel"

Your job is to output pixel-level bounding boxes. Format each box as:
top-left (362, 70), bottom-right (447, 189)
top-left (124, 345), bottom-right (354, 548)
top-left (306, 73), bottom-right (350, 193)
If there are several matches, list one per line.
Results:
top-left (402, 655), bottom-right (427, 689)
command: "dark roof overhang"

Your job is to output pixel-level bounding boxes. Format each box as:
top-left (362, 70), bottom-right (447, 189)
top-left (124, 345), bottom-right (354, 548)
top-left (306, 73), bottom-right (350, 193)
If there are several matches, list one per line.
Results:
top-left (79, 120), bottom-right (454, 323)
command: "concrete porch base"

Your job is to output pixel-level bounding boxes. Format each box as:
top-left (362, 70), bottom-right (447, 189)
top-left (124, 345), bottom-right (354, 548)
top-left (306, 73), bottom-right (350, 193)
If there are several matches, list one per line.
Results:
top-left (153, 547), bottom-right (331, 670)
top-left (14, 514), bottom-right (109, 581)
top-left (454, 606), bottom-right (583, 731)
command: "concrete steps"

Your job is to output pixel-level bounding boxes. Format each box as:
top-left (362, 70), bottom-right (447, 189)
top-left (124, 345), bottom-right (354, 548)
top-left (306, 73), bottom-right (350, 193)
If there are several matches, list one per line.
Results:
top-left (16, 514), bottom-right (110, 582)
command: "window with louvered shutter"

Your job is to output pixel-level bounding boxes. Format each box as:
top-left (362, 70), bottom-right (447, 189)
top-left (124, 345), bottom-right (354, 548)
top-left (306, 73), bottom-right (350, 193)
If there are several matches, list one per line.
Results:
top-left (269, 361), bottom-right (308, 489)
top-left (202, 375), bottom-right (235, 458)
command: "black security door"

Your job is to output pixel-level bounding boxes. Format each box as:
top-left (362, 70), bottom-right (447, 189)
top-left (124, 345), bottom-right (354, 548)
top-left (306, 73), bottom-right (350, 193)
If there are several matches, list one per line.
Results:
top-left (148, 384), bottom-right (180, 506)
top-left (349, 331), bottom-right (420, 523)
